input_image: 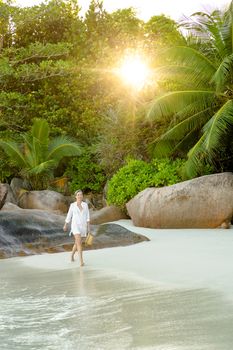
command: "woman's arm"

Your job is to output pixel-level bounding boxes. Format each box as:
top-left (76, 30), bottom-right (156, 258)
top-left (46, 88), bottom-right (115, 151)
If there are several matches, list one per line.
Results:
top-left (63, 204), bottom-right (73, 232)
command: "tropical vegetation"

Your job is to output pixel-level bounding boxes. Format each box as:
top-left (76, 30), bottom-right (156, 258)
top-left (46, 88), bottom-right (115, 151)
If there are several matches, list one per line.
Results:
top-left (107, 158), bottom-right (184, 208)
top-left (0, 118), bottom-right (81, 189)
top-left (148, 1), bottom-right (233, 177)
top-left (1, 0), bottom-right (233, 200)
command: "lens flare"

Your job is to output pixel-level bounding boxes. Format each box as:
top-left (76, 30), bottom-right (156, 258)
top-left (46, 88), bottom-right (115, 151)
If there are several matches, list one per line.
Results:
top-left (117, 55), bottom-right (149, 90)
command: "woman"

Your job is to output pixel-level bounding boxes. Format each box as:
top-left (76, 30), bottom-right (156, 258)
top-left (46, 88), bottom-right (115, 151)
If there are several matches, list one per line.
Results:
top-left (63, 190), bottom-right (90, 266)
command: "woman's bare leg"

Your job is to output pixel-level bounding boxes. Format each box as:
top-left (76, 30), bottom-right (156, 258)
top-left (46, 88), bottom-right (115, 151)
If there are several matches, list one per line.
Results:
top-left (74, 234), bottom-right (84, 266)
top-left (71, 243), bottom-right (77, 261)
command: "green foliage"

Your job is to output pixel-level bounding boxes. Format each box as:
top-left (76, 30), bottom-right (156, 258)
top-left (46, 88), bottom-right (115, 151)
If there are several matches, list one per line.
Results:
top-left (151, 158), bottom-right (185, 186)
top-left (0, 0), bottom-right (187, 168)
top-left (0, 0), bottom-right (13, 49)
top-left (96, 108), bottom-right (146, 177)
top-left (12, 0), bottom-right (83, 47)
top-left (107, 159), bottom-right (154, 208)
top-left (0, 42), bottom-right (72, 88)
top-left (144, 14), bottom-right (185, 49)
top-left (97, 101), bottom-right (177, 178)
top-left (0, 153), bottom-right (16, 183)
top-left (0, 118), bottom-right (82, 189)
top-left (64, 149), bottom-right (106, 193)
top-left (0, 41), bottom-right (73, 136)
top-left (4, 0), bottom-right (224, 192)
top-left (107, 158), bottom-right (185, 208)
top-left (148, 2), bottom-right (233, 177)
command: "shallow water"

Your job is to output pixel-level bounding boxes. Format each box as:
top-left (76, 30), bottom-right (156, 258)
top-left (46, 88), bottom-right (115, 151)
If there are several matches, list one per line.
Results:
top-left (1, 259), bottom-right (233, 350)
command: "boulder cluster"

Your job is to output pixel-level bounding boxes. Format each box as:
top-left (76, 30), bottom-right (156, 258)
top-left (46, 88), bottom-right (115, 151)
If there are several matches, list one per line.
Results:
top-left (0, 177), bottom-right (127, 221)
top-left (0, 178), bottom-right (128, 258)
top-left (1, 172), bottom-right (232, 258)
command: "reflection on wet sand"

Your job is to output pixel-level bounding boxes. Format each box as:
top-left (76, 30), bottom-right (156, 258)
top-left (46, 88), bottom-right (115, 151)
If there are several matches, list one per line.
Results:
top-left (1, 262), bottom-right (233, 350)
top-left (1, 222), bottom-right (233, 350)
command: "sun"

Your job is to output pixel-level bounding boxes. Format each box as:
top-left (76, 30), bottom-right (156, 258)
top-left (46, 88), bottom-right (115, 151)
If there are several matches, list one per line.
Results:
top-left (117, 55), bottom-right (150, 90)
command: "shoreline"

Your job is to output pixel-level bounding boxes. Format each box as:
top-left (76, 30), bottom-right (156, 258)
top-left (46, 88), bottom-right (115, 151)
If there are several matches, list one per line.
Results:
top-left (2, 219), bottom-right (233, 298)
top-left (1, 219), bottom-right (233, 350)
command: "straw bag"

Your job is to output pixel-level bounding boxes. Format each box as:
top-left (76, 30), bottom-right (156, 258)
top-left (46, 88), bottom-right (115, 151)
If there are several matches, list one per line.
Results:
top-left (85, 232), bottom-right (94, 246)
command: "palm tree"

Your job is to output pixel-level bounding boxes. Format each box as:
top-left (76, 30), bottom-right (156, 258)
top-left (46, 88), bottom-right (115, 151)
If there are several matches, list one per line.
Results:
top-left (147, 1), bottom-right (233, 177)
top-left (0, 118), bottom-right (82, 189)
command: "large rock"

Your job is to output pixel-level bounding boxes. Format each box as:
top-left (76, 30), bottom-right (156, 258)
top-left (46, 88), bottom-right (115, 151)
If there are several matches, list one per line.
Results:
top-left (0, 209), bottom-right (67, 258)
top-left (0, 184), bottom-right (7, 209)
top-left (2, 184), bottom-right (17, 205)
top-left (18, 190), bottom-right (71, 214)
top-left (10, 177), bottom-right (30, 199)
top-left (84, 192), bottom-right (105, 209)
top-left (126, 172), bottom-right (233, 229)
top-left (0, 209), bottom-right (148, 258)
top-left (90, 223), bottom-right (149, 250)
top-left (90, 205), bottom-right (128, 224)
top-left (1, 202), bottom-right (22, 211)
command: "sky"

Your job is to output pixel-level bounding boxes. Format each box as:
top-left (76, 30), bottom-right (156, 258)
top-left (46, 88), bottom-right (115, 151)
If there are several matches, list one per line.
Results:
top-left (15, 0), bottom-right (230, 21)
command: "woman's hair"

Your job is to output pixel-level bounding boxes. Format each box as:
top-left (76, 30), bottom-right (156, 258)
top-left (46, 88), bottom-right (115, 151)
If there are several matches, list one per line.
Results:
top-left (74, 189), bottom-right (83, 196)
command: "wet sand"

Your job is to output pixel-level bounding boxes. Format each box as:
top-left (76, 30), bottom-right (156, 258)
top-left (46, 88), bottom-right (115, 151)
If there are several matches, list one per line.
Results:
top-left (16, 219), bottom-right (233, 295)
top-left (1, 220), bottom-right (233, 349)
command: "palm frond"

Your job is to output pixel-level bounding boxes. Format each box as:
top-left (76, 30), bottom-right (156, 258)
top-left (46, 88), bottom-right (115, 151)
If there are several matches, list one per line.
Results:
top-left (22, 134), bottom-right (45, 168)
top-left (183, 134), bottom-right (208, 178)
top-left (149, 139), bottom-right (175, 158)
top-left (48, 136), bottom-right (82, 162)
top-left (203, 99), bottom-right (233, 155)
top-left (212, 53), bottom-right (233, 92)
top-left (185, 11), bottom-right (227, 58)
top-left (23, 120), bottom-right (51, 166)
top-left (161, 46), bottom-right (217, 73)
top-left (27, 160), bottom-right (56, 175)
top-left (22, 134), bottom-right (37, 167)
top-left (174, 102), bottom-right (218, 123)
top-left (31, 118), bottom-right (49, 145)
top-left (205, 19), bottom-right (227, 58)
top-left (22, 134), bottom-right (33, 152)
top-left (151, 108), bottom-right (212, 157)
top-left (147, 91), bottom-right (216, 121)
top-left (222, 1), bottom-right (233, 53)
top-left (172, 129), bottom-right (200, 153)
top-left (0, 140), bottom-right (27, 168)
top-left (150, 5), bottom-right (233, 178)
top-left (154, 65), bottom-right (213, 88)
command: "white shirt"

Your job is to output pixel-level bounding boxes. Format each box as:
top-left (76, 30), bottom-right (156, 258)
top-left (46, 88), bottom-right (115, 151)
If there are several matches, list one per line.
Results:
top-left (65, 201), bottom-right (90, 236)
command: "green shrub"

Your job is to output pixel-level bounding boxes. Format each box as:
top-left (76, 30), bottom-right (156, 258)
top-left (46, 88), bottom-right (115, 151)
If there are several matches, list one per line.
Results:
top-left (0, 157), bottom-right (16, 183)
top-left (151, 158), bottom-right (185, 186)
top-left (0, 131), bottom-right (20, 183)
top-left (107, 158), bottom-right (185, 208)
top-left (64, 150), bottom-right (106, 193)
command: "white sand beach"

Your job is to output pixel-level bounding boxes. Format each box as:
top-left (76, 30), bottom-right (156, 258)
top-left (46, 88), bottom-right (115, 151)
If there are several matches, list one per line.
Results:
top-left (17, 219), bottom-right (233, 294)
top-left (1, 220), bottom-right (233, 350)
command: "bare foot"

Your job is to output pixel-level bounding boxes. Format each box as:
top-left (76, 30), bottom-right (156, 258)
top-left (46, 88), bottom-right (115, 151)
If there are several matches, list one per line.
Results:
top-left (71, 255), bottom-right (75, 262)
top-left (80, 262), bottom-right (85, 267)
